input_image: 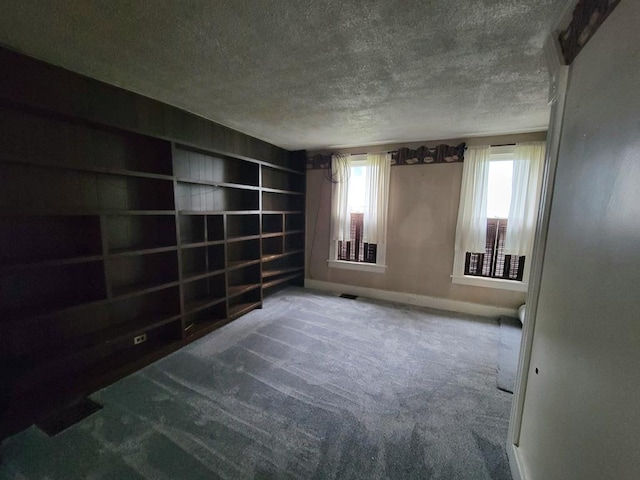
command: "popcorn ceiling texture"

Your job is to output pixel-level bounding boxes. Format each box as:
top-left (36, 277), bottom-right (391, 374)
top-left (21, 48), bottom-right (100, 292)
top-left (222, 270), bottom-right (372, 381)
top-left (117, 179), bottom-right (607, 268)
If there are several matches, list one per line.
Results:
top-left (0, 0), bottom-right (568, 150)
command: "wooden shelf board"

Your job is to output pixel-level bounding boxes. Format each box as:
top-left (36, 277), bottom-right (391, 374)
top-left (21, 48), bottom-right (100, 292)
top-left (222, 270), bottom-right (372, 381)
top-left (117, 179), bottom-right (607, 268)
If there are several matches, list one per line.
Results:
top-left (0, 155), bottom-right (174, 181)
top-left (108, 245), bottom-right (177, 257)
top-left (180, 239), bottom-right (224, 249)
top-left (261, 249), bottom-right (304, 263)
top-left (261, 232), bottom-right (284, 239)
top-left (262, 266), bottom-right (304, 279)
top-left (0, 254), bottom-right (103, 272)
top-left (0, 209), bottom-right (176, 216)
top-left (111, 279), bottom-right (180, 301)
top-left (176, 177), bottom-right (260, 191)
top-left (103, 210), bottom-right (177, 216)
top-left (284, 229), bottom-right (305, 236)
top-left (173, 142), bottom-right (304, 176)
top-left (228, 301), bottom-right (261, 319)
top-left (184, 296), bottom-right (226, 316)
top-left (179, 210), bottom-right (259, 216)
top-left (184, 317), bottom-right (230, 338)
top-left (261, 187), bottom-right (304, 195)
top-left (226, 259), bottom-right (260, 271)
top-left (261, 210), bottom-right (304, 215)
top-left (182, 269), bottom-right (225, 283)
top-left (227, 283), bottom-right (261, 298)
top-left (260, 163), bottom-right (306, 176)
top-left (2, 296), bottom-right (109, 323)
top-left (227, 234), bottom-right (261, 243)
top-left (262, 272), bottom-right (303, 290)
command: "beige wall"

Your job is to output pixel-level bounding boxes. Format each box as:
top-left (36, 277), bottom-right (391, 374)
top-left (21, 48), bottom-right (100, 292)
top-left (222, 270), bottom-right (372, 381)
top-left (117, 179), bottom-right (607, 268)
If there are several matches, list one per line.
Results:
top-left (305, 132), bottom-right (546, 310)
top-left (516, 2), bottom-right (640, 479)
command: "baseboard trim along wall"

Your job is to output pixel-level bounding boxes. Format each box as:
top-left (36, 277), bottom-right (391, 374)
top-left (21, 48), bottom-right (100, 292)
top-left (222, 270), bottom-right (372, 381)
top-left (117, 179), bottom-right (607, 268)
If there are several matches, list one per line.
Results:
top-left (507, 443), bottom-right (527, 480)
top-left (304, 279), bottom-right (519, 318)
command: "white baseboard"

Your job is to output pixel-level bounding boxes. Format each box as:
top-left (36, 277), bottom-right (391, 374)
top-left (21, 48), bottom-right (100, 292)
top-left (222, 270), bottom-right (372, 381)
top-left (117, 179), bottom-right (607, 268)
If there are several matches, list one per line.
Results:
top-left (304, 279), bottom-right (519, 318)
top-left (507, 442), bottom-right (527, 480)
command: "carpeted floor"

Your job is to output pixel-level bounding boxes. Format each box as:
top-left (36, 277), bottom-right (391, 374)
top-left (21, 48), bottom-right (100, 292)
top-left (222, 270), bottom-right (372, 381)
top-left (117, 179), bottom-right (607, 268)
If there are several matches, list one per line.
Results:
top-left (497, 317), bottom-right (523, 394)
top-left (0, 287), bottom-right (513, 480)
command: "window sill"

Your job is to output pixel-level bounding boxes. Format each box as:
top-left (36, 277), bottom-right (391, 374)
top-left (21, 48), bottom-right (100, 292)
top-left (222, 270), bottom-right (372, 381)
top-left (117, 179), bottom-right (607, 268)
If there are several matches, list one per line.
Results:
top-left (451, 274), bottom-right (527, 292)
top-left (327, 260), bottom-right (386, 274)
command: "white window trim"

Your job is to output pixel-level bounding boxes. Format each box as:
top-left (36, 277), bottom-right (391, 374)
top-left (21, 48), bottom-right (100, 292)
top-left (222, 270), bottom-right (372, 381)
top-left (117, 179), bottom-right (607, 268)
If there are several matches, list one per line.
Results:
top-left (329, 153), bottom-right (387, 274)
top-left (451, 144), bottom-right (535, 293)
top-left (327, 259), bottom-right (387, 274)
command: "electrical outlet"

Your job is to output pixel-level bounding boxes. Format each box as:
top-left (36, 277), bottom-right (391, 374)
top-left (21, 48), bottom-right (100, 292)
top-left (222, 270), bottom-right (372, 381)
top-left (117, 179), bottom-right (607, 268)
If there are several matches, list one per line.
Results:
top-left (133, 334), bottom-right (147, 345)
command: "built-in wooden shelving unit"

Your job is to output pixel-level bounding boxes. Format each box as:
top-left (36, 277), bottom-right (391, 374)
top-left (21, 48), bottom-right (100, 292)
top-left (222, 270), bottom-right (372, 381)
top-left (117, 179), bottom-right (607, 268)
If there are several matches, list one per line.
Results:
top-left (0, 47), bottom-right (305, 439)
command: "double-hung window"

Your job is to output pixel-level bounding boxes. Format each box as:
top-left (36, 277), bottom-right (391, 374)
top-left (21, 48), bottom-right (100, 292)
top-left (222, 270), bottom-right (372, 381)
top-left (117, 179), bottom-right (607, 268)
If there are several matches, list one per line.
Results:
top-left (328, 153), bottom-right (391, 273)
top-left (452, 143), bottom-right (545, 291)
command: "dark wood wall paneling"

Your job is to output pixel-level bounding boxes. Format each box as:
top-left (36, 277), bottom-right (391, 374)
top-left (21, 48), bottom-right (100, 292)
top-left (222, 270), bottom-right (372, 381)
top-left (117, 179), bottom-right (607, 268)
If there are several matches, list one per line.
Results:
top-left (0, 47), bottom-right (306, 439)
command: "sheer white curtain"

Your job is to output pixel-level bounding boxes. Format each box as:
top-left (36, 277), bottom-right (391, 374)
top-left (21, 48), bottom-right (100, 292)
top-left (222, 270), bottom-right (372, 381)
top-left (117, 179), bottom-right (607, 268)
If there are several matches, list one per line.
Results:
top-left (454, 145), bottom-right (491, 254)
top-left (363, 152), bottom-right (391, 265)
top-left (503, 142), bottom-right (546, 256)
top-left (330, 154), bottom-right (352, 249)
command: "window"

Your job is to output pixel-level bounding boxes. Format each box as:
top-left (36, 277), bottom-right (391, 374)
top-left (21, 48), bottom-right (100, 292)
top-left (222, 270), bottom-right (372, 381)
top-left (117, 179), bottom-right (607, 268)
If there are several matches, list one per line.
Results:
top-left (329, 153), bottom-right (390, 273)
top-left (464, 218), bottom-right (526, 280)
top-left (452, 143), bottom-right (545, 290)
top-left (464, 157), bottom-right (526, 281)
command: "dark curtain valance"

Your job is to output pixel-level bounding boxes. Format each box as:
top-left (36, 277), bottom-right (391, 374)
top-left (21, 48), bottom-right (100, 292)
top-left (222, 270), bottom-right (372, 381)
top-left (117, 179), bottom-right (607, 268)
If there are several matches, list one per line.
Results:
top-left (306, 154), bottom-right (332, 170)
top-left (391, 143), bottom-right (465, 166)
top-left (560, 0), bottom-right (621, 64)
top-left (306, 143), bottom-right (465, 170)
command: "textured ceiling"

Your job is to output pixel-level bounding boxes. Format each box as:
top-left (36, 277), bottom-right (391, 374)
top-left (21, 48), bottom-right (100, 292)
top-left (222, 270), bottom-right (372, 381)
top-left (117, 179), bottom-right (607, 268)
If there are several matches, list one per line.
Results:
top-left (0, 0), bottom-right (570, 150)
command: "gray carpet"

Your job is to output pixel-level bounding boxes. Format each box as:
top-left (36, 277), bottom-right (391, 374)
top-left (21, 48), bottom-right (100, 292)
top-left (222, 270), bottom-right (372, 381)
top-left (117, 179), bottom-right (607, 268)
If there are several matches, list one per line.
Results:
top-left (0, 287), bottom-right (513, 480)
top-left (497, 317), bottom-right (522, 394)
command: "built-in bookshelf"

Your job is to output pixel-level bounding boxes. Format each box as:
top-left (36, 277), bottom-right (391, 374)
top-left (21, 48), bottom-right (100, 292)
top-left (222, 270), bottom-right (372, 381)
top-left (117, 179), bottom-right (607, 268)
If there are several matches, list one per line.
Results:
top-left (0, 69), bottom-right (305, 439)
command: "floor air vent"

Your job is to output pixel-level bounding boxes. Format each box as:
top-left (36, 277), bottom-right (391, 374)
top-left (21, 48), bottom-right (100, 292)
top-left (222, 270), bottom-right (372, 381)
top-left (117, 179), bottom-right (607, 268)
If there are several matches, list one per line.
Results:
top-left (339, 294), bottom-right (358, 300)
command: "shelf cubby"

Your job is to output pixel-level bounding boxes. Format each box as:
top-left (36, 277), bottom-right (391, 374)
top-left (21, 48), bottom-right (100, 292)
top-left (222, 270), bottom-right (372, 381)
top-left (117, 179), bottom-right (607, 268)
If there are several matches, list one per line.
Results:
top-left (0, 215), bottom-right (102, 266)
top-left (262, 166), bottom-right (304, 193)
top-left (262, 271), bottom-right (304, 292)
top-left (227, 263), bottom-right (261, 297)
top-left (227, 238), bottom-right (260, 269)
top-left (262, 236), bottom-right (284, 257)
top-left (174, 145), bottom-right (259, 186)
top-left (0, 261), bottom-right (107, 318)
top-left (106, 286), bottom-right (181, 338)
top-left (0, 106), bottom-right (173, 176)
top-left (184, 302), bottom-right (227, 337)
top-left (98, 175), bottom-right (175, 211)
top-left (228, 288), bottom-right (261, 319)
top-left (227, 214), bottom-right (260, 240)
top-left (1, 164), bottom-right (174, 213)
top-left (262, 251), bottom-right (305, 277)
top-left (285, 232), bottom-right (305, 252)
top-left (262, 191), bottom-right (304, 212)
top-left (285, 213), bottom-right (305, 232)
top-left (262, 213), bottom-right (283, 234)
top-left (183, 274), bottom-right (226, 315)
top-left (261, 151), bottom-right (305, 172)
top-left (180, 215), bottom-right (205, 245)
top-left (207, 215), bottom-right (224, 242)
top-left (176, 183), bottom-right (259, 212)
top-left (108, 251), bottom-right (179, 298)
top-left (107, 215), bottom-right (177, 254)
top-left (182, 244), bottom-right (225, 280)
top-left (0, 301), bottom-right (110, 362)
